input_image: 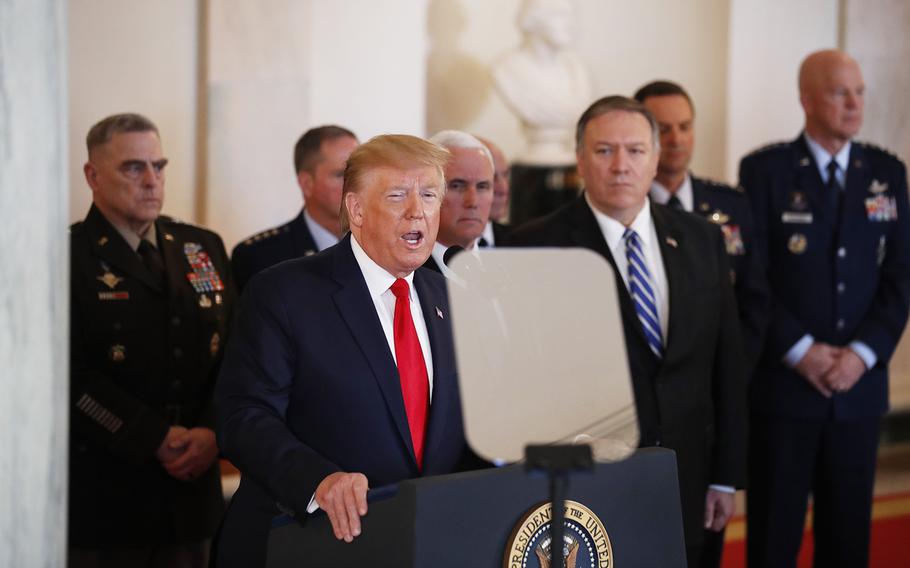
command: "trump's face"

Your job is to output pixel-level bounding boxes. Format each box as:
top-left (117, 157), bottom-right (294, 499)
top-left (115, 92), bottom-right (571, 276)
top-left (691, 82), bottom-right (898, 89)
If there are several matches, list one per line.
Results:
top-left (346, 166), bottom-right (444, 277)
top-left (577, 110), bottom-right (658, 225)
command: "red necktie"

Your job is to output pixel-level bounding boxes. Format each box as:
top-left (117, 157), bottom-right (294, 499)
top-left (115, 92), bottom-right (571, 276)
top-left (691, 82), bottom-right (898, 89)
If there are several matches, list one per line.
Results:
top-left (390, 278), bottom-right (430, 469)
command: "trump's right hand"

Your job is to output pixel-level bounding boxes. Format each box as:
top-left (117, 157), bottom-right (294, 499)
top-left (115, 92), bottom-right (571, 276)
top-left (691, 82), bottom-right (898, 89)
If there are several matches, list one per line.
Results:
top-left (315, 471), bottom-right (369, 542)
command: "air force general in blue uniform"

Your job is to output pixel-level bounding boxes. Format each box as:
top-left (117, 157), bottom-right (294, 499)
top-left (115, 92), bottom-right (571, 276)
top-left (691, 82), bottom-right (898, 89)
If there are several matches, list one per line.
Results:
top-left (739, 49), bottom-right (910, 568)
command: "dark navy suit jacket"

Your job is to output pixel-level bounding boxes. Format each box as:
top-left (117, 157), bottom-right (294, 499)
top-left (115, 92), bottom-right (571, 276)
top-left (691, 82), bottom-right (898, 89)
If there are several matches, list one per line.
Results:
top-left (739, 134), bottom-right (910, 420)
top-left (214, 234), bottom-right (476, 566)
top-left (690, 175), bottom-right (770, 371)
top-left (231, 209), bottom-right (318, 294)
top-left (508, 197), bottom-right (747, 549)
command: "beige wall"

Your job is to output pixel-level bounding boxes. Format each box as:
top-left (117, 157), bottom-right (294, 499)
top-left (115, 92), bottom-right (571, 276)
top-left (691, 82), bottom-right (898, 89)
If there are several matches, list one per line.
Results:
top-left (427, 0), bottom-right (730, 181)
top-left (845, 0), bottom-right (910, 410)
top-left (68, 0), bottom-right (199, 224)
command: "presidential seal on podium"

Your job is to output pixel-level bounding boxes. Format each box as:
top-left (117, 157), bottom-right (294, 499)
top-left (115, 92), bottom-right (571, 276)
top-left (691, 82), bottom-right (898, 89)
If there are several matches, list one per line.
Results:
top-left (504, 500), bottom-right (613, 568)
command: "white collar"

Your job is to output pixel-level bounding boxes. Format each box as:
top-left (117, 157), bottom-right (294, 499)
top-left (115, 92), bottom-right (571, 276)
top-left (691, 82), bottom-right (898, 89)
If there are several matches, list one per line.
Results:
top-left (350, 234), bottom-right (416, 301)
top-left (303, 208), bottom-right (340, 252)
top-left (480, 221), bottom-right (495, 246)
top-left (804, 132), bottom-right (851, 176)
top-left (650, 174), bottom-right (693, 212)
top-left (586, 195), bottom-right (654, 253)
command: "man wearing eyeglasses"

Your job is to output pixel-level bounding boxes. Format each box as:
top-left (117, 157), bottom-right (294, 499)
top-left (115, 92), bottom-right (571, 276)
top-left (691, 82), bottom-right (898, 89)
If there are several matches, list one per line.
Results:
top-left (69, 113), bottom-right (235, 567)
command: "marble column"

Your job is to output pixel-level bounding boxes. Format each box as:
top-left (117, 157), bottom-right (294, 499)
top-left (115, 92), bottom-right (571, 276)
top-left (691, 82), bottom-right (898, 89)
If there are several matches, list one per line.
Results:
top-left (845, 0), bottom-right (910, 410)
top-left (0, 0), bottom-right (69, 566)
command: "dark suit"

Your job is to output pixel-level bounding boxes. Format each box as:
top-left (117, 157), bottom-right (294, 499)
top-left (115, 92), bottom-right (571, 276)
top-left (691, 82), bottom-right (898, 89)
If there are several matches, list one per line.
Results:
top-left (69, 205), bottom-right (234, 548)
top-left (508, 197), bottom-right (747, 558)
top-left (213, 235), bottom-right (478, 567)
top-left (231, 209), bottom-right (318, 294)
top-left (690, 175), bottom-right (770, 371)
top-left (739, 134), bottom-right (910, 566)
top-left (491, 221), bottom-right (511, 245)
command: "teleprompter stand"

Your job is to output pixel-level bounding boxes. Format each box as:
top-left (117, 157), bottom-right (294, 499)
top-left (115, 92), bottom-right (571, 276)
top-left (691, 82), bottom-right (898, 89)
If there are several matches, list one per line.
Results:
top-left (524, 444), bottom-right (594, 568)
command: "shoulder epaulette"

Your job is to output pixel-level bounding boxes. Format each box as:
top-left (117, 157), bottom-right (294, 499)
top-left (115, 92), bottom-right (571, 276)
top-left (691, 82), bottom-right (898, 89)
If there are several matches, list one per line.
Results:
top-left (744, 140), bottom-right (789, 159)
top-left (241, 224), bottom-right (291, 246)
top-left (698, 176), bottom-right (743, 194)
top-left (855, 140), bottom-right (904, 163)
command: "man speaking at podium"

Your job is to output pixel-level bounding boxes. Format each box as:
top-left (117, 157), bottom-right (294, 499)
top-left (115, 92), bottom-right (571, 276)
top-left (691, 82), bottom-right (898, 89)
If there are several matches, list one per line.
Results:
top-left (213, 135), bottom-right (482, 567)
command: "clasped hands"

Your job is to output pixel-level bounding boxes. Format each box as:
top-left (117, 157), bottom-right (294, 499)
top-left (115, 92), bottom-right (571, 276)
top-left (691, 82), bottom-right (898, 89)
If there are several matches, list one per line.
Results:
top-left (794, 342), bottom-right (867, 397)
top-left (155, 426), bottom-right (219, 482)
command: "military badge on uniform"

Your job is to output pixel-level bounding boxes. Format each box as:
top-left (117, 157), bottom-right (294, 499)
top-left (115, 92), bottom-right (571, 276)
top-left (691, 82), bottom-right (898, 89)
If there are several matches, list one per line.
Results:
top-left (868, 179), bottom-right (888, 194)
top-left (97, 271), bottom-right (124, 290)
top-left (878, 236), bottom-right (887, 266)
top-left (789, 191), bottom-right (809, 211)
top-left (865, 195), bottom-right (897, 221)
top-left (210, 332), bottom-right (221, 356)
top-left (215, 293), bottom-right (223, 305)
top-left (699, 202), bottom-right (711, 213)
top-left (788, 233), bottom-right (808, 254)
top-left (109, 344), bottom-right (126, 362)
top-left (721, 224), bottom-right (746, 256)
top-left (707, 210), bottom-right (730, 225)
top-left (799, 157), bottom-right (811, 167)
top-left (199, 294), bottom-right (212, 308)
top-left (183, 242), bottom-right (225, 293)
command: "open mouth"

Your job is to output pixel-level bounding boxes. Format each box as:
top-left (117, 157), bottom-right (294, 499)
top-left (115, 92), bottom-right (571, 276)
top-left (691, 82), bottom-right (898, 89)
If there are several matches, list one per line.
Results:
top-left (401, 230), bottom-right (424, 248)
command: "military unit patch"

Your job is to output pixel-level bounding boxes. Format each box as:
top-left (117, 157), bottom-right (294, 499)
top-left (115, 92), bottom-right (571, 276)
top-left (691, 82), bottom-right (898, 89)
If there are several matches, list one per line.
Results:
top-left (184, 242), bottom-right (225, 293)
top-left (788, 233), bottom-right (808, 255)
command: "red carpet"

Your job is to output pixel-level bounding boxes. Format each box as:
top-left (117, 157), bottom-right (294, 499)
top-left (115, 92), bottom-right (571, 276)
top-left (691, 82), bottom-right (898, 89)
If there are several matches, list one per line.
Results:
top-left (720, 492), bottom-right (910, 568)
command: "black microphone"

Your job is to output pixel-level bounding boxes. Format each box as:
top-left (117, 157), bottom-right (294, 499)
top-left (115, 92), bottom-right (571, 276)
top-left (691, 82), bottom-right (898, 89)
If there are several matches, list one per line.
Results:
top-left (443, 245), bottom-right (465, 267)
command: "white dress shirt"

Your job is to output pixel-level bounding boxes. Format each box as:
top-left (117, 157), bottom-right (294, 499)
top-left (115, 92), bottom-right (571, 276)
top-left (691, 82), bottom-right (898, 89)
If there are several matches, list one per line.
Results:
top-left (587, 195), bottom-right (734, 494)
top-left (350, 234), bottom-right (434, 392)
top-left (650, 175), bottom-right (694, 212)
top-left (308, 236), bottom-right (436, 513)
top-left (303, 208), bottom-right (340, 252)
top-left (480, 221), bottom-right (496, 247)
top-left (587, 196), bottom-right (670, 342)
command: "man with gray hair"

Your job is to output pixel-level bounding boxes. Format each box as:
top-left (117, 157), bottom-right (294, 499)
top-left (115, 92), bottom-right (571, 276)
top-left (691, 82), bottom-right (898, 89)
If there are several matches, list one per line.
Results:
top-left (509, 95), bottom-right (747, 566)
top-left (423, 130), bottom-right (495, 275)
top-left (70, 113), bottom-right (234, 567)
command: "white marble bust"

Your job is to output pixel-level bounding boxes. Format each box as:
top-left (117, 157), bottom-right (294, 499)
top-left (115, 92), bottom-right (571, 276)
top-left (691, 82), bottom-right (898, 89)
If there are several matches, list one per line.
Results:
top-left (492, 0), bottom-right (593, 166)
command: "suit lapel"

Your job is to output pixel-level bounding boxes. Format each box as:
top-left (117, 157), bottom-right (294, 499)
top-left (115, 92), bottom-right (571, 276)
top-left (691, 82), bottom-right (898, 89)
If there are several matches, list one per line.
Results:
top-left (651, 205), bottom-right (685, 361)
top-left (84, 206), bottom-right (162, 292)
top-left (330, 236), bottom-right (417, 465)
top-left (840, 143), bottom-right (870, 240)
top-left (793, 135), bottom-right (838, 229)
top-left (569, 197), bottom-right (653, 354)
top-left (413, 270), bottom-right (453, 470)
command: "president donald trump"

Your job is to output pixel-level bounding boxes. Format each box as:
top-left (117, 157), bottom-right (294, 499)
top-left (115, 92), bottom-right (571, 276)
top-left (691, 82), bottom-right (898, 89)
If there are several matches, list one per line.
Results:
top-left (213, 135), bottom-right (481, 567)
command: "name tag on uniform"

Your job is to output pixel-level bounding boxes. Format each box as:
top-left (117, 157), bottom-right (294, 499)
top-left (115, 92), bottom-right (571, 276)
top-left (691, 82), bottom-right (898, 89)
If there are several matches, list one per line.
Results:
top-left (781, 212), bottom-right (813, 224)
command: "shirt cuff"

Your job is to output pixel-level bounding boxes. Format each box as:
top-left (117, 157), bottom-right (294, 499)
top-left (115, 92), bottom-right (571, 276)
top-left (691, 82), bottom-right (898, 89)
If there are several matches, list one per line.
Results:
top-left (848, 341), bottom-right (877, 370)
top-left (709, 484), bottom-right (736, 494)
top-left (783, 334), bottom-right (814, 367)
top-left (306, 493), bottom-right (320, 514)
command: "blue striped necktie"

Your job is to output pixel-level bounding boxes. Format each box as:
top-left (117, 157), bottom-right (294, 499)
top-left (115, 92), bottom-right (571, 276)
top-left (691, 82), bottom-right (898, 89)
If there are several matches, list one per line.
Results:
top-left (624, 228), bottom-right (663, 357)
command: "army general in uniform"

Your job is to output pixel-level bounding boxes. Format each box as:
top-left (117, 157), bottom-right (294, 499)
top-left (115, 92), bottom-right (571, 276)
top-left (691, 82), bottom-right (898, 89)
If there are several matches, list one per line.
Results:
top-left (740, 50), bottom-right (910, 567)
top-left (69, 114), bottom-right (235, 568)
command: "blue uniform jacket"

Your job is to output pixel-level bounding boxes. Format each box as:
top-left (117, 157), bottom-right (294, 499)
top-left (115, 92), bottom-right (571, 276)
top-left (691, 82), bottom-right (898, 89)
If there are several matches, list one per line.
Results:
top-left (739, 134), bottom-right (910, 420)
top-left (691, 175), bottom-right (770, 371)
